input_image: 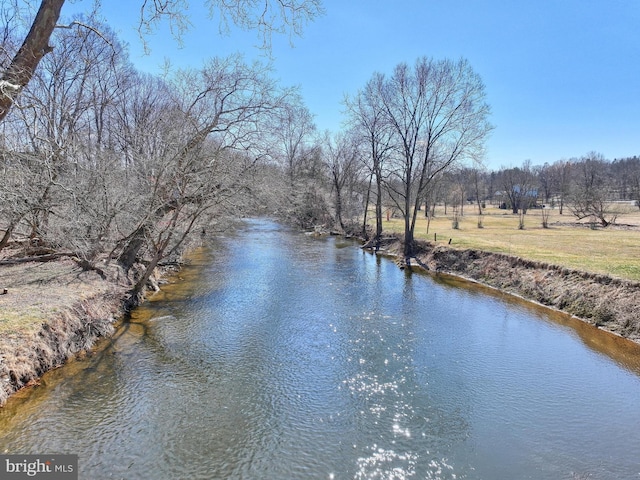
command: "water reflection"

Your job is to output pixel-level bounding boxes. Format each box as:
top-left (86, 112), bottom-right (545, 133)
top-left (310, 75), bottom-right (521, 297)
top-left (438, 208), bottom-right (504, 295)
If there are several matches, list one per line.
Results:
top-left (432, 271), bottom-right (640, 375)
top-left (1, 219), bottom-right (640, 480)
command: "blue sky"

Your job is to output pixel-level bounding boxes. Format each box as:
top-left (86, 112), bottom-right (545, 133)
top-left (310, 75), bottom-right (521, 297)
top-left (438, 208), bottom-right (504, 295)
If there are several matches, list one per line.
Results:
top-left (63, 0), bottom-right (640, 169)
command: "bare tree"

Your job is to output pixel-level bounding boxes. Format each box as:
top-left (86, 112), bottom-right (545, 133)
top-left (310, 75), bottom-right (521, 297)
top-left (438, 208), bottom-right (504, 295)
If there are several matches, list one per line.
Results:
top-left (535, 163), bottom-right (553, 205)
top-left (377, 57), bottom-right (492, 260)
top-left (345, 72), bottom-right (394, 248)
top-left (323, 130), bottom-right (363, 231)
top-left (569, 152), bottom-right (618, 227)
top-left (449, 168), bottom-right (470, 216)
top-left (550, 158), bottom-right (573, 214)
top-left (271, 92), bottom-right (316, 184)
top-left (471, 167), bottom-right (486, 212)
top-left (498, 160), bottom-right (537, 214)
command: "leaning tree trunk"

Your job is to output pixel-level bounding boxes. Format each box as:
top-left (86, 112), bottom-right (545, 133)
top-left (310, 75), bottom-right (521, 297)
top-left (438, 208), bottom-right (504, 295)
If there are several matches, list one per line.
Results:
top-left (117, 224), bottom-right (149, 272)
top-left (117, 201), bottom-right (178, 271)
top-left (0, 0), bottom-right (65, 122)
top-left (0, 222), bottom-right (15, 253)
top-left (131, 252), bottom-right (161, 296)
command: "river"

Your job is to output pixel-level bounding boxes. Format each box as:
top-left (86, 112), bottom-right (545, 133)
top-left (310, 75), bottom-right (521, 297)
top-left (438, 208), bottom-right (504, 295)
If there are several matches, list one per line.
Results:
top-left (1, 218), bottom-right (640, 479)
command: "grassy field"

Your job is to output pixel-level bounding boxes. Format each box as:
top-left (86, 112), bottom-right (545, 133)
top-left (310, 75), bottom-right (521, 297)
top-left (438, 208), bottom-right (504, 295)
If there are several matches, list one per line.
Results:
top-left (380, 204), bottom-right (640, 282)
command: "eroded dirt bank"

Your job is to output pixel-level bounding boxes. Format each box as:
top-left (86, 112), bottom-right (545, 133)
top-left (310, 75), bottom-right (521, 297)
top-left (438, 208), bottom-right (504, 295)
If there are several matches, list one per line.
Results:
top-left (375, 237), bottom-right (640, 343)
top-left (0, 294), bottom-right (122, 406)
top-left (0, 255), bottom-right (163, 407)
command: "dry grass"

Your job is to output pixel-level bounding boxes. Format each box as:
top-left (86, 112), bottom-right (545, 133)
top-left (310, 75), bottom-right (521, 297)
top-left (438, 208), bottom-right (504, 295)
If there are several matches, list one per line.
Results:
top-left (0, 250), bottom-right (130, 405)
top-left (0, 254), bottom-right (125, 338)
top-left (382, 204), bottom-right (640, 282)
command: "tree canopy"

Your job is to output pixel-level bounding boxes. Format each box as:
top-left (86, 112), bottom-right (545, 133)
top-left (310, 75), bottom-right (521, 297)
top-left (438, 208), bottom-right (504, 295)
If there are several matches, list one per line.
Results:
top-left (0, 0), bottom-right (323, 122)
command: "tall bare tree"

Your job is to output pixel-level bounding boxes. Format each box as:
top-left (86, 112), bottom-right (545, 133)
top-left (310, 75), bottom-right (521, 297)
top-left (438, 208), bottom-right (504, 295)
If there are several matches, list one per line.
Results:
top-left (345, 72), bottom-right (394, 248)
top-left (323, 130), bottom-right (363, 231)
top-left (377, 57), bottom-right (492, 260)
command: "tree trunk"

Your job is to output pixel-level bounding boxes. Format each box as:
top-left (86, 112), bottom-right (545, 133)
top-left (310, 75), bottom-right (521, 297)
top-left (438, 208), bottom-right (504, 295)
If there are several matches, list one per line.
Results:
top-left (0, 0), bottom-right (65, 122)
top-left (132, 253), bottom-right (161, 295)
top-left (117, 225), bottom-right (149, 272)
top-left (0, 223), bottom-right (15, 253)
top-left (362, 171), bottom-right (373, 239)
top-left (117, 200), bottom-right (179, 271)
top-left (335, 187), bottom-right (344, 230)
top-left (403, 224), bottom-right (414, 260)
top-left (403, 187), bottom-right (414, 261)
top-left (374, 173), bottom-right (383, 250)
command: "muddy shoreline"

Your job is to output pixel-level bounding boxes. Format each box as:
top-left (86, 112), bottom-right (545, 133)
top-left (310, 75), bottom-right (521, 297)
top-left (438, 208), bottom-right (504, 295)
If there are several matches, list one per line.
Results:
top-left (2, 235), bottom-right (640, 406)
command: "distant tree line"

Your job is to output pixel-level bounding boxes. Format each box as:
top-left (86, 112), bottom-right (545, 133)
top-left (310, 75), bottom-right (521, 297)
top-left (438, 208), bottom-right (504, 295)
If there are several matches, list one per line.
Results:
top-left (257, 136), bottom-right (639, 251)
top-left (465, 153), bottom-right (640, 227)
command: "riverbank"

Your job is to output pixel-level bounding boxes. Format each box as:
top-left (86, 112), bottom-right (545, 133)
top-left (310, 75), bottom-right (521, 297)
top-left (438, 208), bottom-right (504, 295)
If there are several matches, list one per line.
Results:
top-left (370, 236), bottom-right (640, 343)
top-left (0, 248), bottom-right (171, 406)
top-left (382, 206), bottom-right (640, 282)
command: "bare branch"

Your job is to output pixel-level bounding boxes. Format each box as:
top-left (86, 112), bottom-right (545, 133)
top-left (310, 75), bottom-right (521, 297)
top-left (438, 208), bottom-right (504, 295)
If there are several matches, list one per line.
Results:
top-left (55, 20), bottom-right (115, 49)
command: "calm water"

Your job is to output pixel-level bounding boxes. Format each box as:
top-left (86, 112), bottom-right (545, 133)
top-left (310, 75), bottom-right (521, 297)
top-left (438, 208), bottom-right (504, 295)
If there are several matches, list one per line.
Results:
top-left (1, 218), bottom-right (640, 479)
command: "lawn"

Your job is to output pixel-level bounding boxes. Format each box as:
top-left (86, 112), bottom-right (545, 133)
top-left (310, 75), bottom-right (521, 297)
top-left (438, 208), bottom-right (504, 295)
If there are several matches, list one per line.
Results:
top-left (380, 204), bottom-right (640, 282)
